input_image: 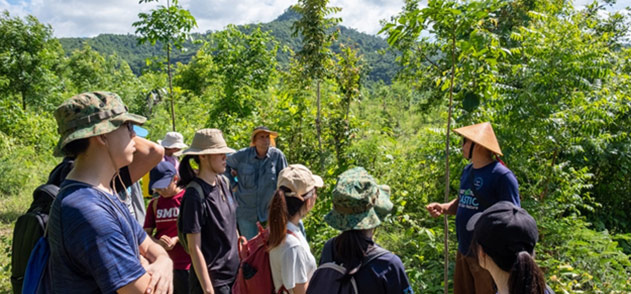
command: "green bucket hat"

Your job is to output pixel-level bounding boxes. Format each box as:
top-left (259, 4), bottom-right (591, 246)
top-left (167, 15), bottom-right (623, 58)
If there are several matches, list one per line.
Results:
top-left (324, 167), bottom-right (394, 231)
top-left (54, 91), bottom-right (146, 157)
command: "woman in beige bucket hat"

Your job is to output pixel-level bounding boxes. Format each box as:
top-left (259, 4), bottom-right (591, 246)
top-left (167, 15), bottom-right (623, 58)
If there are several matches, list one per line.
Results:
top-left (177, 129), bottom-right (239, 294)
top-left (425, 122), bottom-right (521, 294)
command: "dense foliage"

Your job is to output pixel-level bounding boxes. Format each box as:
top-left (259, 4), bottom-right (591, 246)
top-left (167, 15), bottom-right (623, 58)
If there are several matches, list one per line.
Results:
top-left (1, 0), bottom-right (630, 293)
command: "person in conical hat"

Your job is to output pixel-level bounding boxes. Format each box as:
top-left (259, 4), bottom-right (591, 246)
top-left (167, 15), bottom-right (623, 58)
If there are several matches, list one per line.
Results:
top-left (177, 128), bottom-right (239, 294)
top-left (425, 122), bottom-right (521, 294)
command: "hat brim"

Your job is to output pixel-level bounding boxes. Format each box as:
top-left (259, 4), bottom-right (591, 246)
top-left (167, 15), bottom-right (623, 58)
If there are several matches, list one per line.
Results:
top-left (252, 129), bottom-right (279, 138)
top-left (54, 112), bottom-right (147, 157)
top-left (312, 175), bottom-right (324, 188)
top-left (466, 212), bottom-right (484, 232)
top-left (374, 185), bottom-right (394, 220)
top-left (182, 146), bottom-right (236, 155)
top-left (150, 176), bottom-right (173, 190)
top-left (325, 208), bottom-right (382, 231)
top-left (160, 141), bottom-right (189, 149)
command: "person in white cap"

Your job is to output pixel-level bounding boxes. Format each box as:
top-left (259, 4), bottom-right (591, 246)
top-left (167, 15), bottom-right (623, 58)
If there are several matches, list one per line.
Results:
top-left (268, 164), bottom-right (323, 294)
top-left (159, 131), bottom-right (188, 173)
top-left (425, 122), bottom-right (520, 294)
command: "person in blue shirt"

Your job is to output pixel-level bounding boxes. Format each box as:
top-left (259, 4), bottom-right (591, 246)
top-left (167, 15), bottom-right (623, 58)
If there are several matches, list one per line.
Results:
top-left (225, 126), bottom-right (288, 239)
top-left (426, 122), bottom-right (520, 294)
top-left (48, 91), bottom-right (173, 294)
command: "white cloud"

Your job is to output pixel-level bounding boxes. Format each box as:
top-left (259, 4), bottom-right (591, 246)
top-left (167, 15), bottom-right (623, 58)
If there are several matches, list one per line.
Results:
top-left (1, 0), bottom-right (407, 37)
top-left (1, 0), bottom-right (627, 38)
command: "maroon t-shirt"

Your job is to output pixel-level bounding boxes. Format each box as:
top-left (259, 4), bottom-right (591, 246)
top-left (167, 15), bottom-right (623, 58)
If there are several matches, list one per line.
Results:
top-left (144, 190), bottom-right (191, 270)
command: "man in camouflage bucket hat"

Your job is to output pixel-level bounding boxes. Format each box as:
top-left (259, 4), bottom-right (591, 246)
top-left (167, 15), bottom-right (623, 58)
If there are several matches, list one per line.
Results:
top-left (324, 167), bottom-right (393, 230)
top-left (47, 91), bottom-right (174, 294)
top-left (309, 167), bottom-right (414, 294)
top-left (54, 91), bottom-right (146, 156)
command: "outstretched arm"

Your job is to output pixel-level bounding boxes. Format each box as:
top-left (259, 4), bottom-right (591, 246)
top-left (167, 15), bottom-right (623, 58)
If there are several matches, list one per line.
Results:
top-left (426, 197), bottom-right (459, 217)
top-left (128, 137), bottom-right (164, 183)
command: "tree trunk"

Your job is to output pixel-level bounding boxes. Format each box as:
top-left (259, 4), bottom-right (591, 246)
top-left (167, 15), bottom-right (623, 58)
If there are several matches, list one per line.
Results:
top-left (21, 90), bottom-right (26, 111)
top-left (167, 42), bottom-right (176, 131)
top-left (316, 80), bottom-right (324, 172)
top-left (443, 34), bottom-right (457, 294)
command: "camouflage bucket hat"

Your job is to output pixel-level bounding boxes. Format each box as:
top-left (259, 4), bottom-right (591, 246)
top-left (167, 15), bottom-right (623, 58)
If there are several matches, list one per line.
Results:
top-left (54, 91), bottom-right (146, 157)
top-left (324, 167), bottom-right (394, 231)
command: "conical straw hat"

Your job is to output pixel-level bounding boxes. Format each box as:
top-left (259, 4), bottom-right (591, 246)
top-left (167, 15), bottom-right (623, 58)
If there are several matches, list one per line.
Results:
top-left (453, 122), bottom-right (503, 156)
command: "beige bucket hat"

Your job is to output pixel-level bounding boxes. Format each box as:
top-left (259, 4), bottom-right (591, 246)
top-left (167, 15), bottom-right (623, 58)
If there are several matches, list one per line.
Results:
top-left (453, 122), bottom-right (503, 156)
top-left (181, 129), bottom-right (235, 155)
top-left (277, 164), bottom-right (324, 201)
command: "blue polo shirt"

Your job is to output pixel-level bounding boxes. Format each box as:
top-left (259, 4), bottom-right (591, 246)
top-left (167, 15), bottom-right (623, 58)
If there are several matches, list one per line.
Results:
top-left (48, 180), bottom-right (147, 293)
top-left (225, 146), bottom-right (287, 222)
top-left (455, 161), bottom-right (520, 255)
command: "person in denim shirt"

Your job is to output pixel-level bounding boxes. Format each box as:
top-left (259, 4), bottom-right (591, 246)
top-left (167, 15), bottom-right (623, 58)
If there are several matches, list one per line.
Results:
top-left (225, 126), bottom-right (288, 239)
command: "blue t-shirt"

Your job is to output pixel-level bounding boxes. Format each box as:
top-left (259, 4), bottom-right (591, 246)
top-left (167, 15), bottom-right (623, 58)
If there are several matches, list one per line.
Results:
top-left (455, 161), bottom-right (520, 255)
top-left (48, 180), bottom-right (147, 294)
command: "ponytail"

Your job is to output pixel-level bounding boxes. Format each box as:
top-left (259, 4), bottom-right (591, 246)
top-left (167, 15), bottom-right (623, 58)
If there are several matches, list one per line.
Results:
top-left (508, 251), bottom-right (546, 294)
top-left (178, 155), bottom-right (199, 187)
top-left (268, 186), bottom-right (305, 249)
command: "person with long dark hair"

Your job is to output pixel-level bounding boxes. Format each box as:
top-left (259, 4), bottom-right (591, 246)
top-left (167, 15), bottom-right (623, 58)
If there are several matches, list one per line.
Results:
top-left (468, 201), bottom-right (552, 294)
top-left (268, 164), bottom-right (323, 294)
top-left (177, 129), bottom-right (239, 294)
top-left (307, 167), bottom-right (414, 294)
top-left (48, 91), bottom-right (173, 293)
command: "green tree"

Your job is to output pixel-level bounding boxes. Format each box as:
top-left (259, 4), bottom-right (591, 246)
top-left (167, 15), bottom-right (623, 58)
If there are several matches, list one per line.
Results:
top-left (331, 44), bottom-right (362, 169)
top-left (133, 0), bottom-right (197, 131)
top-left (0, 11), bottom-right (63, 110)
top-left (291, 0), bottom-right (341, 171)
top-left (382, 1), bottom-right (508, 290)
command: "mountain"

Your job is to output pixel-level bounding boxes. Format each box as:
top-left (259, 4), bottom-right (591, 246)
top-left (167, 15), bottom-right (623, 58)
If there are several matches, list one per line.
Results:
top-left (58, 8), bottom-right (399, 84)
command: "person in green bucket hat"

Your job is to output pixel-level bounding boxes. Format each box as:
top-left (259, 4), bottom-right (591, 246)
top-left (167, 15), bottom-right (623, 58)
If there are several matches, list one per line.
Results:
top-left (307, 167), bottom-right (414, 294)
top-left (47, 91), bottom-right (174, 294)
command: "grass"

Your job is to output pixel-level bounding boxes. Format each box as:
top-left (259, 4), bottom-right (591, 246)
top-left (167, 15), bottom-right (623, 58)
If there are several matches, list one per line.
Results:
top-left (0, 194), bottom-right (31, 294)
top-left (0, 152), bottom-right (55, 294)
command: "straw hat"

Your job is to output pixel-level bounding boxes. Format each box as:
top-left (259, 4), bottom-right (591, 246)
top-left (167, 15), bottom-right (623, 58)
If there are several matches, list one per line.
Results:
top-left (158, 132), bottom-right (188, 149)
top-left (277, 164), bottom-right (324, 201)
top-left (250, 126), bottom-right (278, 147)
top-left (453, 122), bottom-right (503, 156)
top-left (324, 167), bottom-right (394, 231)
top-left (182, 129), bottom-right (235, 155)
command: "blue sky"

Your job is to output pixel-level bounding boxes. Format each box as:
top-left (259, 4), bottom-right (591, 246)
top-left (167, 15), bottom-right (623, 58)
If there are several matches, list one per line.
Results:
top-left (0, 0), bottom-right (628, 38)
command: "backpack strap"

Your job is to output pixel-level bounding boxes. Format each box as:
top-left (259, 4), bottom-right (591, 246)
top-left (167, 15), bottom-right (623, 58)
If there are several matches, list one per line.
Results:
top-left (186, 180), bottom-right (205, 201)
top-left (361, 245), bottom-right (390, 266)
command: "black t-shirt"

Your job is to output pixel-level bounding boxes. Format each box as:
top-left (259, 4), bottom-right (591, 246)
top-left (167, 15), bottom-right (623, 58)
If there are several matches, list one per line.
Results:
top-left (179, 177), bottom-right (239, 286)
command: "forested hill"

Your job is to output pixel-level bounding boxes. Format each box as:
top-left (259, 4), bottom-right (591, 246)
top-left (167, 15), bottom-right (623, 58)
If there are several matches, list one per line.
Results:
top-left (58, 9), bottom-right (398, 84)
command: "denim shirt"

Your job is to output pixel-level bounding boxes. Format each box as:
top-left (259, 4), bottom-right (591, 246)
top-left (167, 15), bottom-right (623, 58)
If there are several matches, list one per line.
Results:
top-left (225, 146), bottom-right (288, 221)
